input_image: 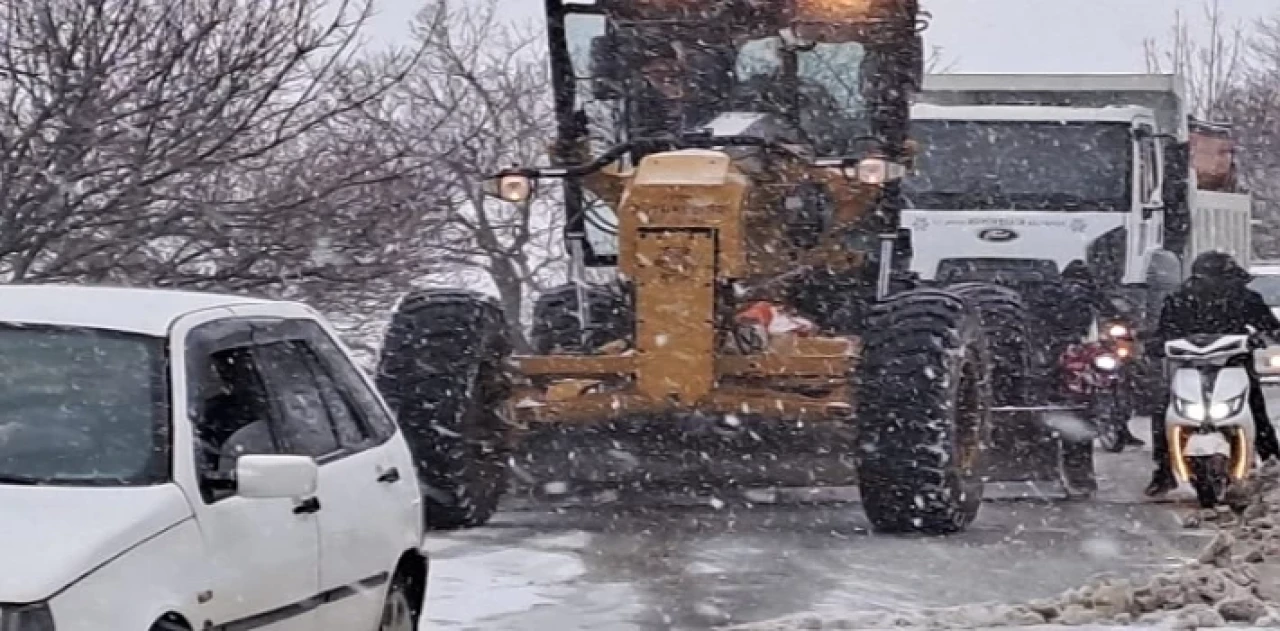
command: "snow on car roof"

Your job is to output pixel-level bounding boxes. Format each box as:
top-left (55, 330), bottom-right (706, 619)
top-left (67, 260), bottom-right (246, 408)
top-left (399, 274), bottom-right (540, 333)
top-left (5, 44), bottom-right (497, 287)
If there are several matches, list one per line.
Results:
top-left (0, 285), bottom-right (272, 336)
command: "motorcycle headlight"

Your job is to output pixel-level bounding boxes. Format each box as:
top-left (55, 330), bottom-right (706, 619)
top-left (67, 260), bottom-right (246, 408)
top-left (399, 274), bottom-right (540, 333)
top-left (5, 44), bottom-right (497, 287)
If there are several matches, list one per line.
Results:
top-left (1177, 398), bottom-right (1207, 422)
top-left (1, 604), bottom-right (55, 631)
top-left (1093, 354), bottom-right (1120, 371)
top-left (1107, 324), bottom-right (1130, 338)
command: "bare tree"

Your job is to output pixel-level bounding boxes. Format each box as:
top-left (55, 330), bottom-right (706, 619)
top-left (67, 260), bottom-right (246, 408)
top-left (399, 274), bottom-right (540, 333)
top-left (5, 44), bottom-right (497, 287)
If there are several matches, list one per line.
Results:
top-left (925, 45), bottom-right (958, 74)
top-left (0, 0), bottom-right (427, 293)
top-left (1144, 0), bottom-right (1247, 120)
top-left (388, 0), bottom-right (564, 350)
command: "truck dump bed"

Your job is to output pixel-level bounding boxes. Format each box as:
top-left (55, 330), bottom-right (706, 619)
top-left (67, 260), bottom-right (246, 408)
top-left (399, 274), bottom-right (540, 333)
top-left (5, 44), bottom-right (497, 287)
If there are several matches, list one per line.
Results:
top-left (919, 73), bottom-right (1188, 139)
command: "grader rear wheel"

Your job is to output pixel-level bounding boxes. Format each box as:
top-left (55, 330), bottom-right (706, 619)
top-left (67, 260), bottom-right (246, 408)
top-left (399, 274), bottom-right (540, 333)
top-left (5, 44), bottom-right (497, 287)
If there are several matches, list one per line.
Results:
top-left (856, 289), bottom-right (992, 535)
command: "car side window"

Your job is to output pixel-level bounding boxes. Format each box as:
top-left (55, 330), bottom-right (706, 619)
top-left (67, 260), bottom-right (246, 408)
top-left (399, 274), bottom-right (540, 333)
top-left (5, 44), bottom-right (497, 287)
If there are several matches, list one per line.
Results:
top-left (297, 321), bottom-right (398, 442)
top-left (188, 340), bottom-right (282, 503)
top-left (251, 341), bottom-right (342, 459)
top-left (296, 342), bottom-right (371, 450)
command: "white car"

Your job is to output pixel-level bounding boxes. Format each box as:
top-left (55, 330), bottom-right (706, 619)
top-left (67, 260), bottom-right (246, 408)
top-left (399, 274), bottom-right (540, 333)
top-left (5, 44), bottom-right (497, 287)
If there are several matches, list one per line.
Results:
top-left (1249, 262), bottom-right (1280, 383)
top-left (0, 286), bottom-right (426, 631)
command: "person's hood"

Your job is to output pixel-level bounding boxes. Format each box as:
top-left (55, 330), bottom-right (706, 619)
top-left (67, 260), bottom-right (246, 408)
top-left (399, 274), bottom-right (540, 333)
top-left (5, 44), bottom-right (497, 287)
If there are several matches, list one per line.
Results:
top-left (0, 483), bottom-right (192, 603)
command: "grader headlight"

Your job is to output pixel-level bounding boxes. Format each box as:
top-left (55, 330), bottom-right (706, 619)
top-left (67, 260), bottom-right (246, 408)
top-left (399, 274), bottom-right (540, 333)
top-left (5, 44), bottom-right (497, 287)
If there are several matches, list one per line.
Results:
top-left (483, 172), bottom-right (535, 204)
top-left (845, 157), bottom-right (906, 186)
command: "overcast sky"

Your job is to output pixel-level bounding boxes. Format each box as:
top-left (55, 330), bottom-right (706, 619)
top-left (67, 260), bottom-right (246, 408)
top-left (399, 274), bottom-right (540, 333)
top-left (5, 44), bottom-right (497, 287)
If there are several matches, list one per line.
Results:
top-left (366, 0), bottom-right (1278, 72)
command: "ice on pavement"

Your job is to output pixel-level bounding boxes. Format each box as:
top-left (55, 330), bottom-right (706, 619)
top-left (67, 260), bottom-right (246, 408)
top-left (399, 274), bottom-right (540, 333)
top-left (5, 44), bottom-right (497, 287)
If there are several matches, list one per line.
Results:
top-left (426, 546), bottom-right (583, 627)
top-left (730, 461), bottom-right (1280, 630)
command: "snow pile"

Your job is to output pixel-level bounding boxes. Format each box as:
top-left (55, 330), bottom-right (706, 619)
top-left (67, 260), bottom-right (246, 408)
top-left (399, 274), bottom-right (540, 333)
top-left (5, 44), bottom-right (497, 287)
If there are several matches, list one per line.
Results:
top-left (730, 462), bottom-right (1280, 630)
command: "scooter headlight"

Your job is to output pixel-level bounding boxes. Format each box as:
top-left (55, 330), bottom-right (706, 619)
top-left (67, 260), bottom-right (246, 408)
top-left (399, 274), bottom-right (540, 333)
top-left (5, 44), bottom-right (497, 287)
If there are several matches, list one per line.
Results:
top-left (1177, 398), bottom-right (1207, 422)
top-left (1209, 395), bottom-right (1246, 421)
top-left (1093, 354), bottom-right (1120, 371)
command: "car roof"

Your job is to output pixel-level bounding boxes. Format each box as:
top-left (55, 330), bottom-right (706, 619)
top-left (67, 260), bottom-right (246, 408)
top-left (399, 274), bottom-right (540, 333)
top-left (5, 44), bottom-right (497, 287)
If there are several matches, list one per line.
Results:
top-left (0, 285), bottom-right (280, 336)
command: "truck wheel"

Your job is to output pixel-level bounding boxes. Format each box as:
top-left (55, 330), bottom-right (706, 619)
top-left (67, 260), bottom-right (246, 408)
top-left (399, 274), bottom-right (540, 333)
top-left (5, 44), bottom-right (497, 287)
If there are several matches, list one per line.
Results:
top-left (856, 289), bottom-right (992, 535)
top-left (531, 283), bottom-right (632, 354)
top-left (949, 283), bottom-right (1031, 407)
top-left (376, 289), bottom-right (513, 529)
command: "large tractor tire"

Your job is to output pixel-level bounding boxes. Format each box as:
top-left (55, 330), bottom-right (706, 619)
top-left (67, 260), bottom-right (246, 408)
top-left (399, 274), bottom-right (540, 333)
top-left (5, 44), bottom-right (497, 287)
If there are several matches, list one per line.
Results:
top-left (949, 283), bottom-right (1032, 407)
top-left (856, 289), bottom-right (992, 535)
top-left (531, 283), bottom-right (632, 354)
top-left (376, 289), bottom-right (513, 530)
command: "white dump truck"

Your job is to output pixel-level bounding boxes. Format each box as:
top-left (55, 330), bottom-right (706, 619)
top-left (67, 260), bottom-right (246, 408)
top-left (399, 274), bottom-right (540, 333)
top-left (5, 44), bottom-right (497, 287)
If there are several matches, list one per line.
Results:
top-left (904, 73), bottom-right (1252, 325)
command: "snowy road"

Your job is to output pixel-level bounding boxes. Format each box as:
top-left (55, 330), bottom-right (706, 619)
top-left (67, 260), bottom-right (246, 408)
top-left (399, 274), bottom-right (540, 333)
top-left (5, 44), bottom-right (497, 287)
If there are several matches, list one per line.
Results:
top-left (419, 416), bottom-right (1238, 631)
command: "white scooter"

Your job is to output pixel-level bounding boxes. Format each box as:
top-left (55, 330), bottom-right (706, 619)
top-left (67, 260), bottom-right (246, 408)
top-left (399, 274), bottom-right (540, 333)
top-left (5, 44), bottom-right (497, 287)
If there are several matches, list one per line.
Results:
top-left (1164, 333), bottom-right (1264, 508)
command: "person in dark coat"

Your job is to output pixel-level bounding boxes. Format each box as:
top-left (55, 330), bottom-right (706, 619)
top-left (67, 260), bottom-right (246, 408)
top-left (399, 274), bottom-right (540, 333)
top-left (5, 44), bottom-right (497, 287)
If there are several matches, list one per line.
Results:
top-left (1145, 251), bottom-right (1280, 497)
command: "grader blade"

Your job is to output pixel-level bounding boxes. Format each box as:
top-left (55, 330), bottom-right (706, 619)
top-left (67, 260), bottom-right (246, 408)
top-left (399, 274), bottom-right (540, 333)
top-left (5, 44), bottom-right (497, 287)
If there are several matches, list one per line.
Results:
top-left (510, 418), bottom-right (861, 499)
top-left (980, 408), bottom-right (1071, 499)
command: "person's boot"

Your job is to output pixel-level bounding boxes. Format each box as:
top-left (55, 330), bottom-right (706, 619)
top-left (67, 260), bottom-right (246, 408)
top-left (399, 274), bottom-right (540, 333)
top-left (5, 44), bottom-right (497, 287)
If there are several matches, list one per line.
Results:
top-left (1145, 467), bottom-right (1177, 498)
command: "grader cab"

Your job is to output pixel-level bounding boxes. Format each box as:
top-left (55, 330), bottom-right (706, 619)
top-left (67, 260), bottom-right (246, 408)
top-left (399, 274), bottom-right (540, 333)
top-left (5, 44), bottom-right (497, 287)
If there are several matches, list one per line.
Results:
top-left (377, 0), bottom-right (1047, 535)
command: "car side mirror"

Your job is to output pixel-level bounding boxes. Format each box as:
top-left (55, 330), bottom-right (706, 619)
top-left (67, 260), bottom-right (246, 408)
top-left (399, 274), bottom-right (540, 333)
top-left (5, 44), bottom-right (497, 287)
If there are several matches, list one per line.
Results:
top-left (1162, 140), bottom-right (1192, 255)
top-left (236, 455), bottom-right (318, 499)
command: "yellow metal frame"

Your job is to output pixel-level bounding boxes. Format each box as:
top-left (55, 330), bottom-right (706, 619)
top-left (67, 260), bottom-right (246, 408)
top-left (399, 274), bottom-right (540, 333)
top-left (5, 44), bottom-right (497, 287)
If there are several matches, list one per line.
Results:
top-left (509, 149), bottom-right (872, 429)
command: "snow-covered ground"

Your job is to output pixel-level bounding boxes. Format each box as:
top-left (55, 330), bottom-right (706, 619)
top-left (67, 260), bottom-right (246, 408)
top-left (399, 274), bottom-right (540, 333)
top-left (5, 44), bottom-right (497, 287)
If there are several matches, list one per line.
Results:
top-left (418, 405), bottom-right (1280, 630)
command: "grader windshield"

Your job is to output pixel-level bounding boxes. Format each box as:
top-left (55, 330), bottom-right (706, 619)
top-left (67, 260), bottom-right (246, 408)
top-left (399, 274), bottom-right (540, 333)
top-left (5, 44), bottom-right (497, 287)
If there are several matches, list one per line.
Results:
top-left (549, 0), bottom-right (923, 262)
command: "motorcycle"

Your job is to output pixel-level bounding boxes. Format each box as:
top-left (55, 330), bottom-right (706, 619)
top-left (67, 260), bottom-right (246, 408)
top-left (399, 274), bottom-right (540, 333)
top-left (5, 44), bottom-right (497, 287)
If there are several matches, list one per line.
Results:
top-left (1059, 325), bottom-right (1132, 434)
top-left (1052, 319), bottom-right (1135, 495)
top-left (1093, 318), bottom-right (1142, 452)
top-left (1163, 333), bottom-right (1262, 508)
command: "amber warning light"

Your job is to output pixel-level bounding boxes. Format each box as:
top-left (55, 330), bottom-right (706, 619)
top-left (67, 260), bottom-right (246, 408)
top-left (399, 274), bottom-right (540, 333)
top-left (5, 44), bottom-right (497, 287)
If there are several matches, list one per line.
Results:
top-left (793, 0), bottom-right (883, 21)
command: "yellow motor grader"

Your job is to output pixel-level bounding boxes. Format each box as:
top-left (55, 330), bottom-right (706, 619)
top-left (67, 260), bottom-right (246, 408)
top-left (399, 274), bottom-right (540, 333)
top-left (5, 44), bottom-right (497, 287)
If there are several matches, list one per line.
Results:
top-left (377, 0), bottom-right (1049, 535)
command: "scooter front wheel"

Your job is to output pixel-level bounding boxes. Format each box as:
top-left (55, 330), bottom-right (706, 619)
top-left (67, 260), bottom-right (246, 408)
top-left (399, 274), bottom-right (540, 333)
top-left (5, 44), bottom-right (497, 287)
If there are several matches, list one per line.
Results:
top-left (1188, 455), bottom-right (1230, 508)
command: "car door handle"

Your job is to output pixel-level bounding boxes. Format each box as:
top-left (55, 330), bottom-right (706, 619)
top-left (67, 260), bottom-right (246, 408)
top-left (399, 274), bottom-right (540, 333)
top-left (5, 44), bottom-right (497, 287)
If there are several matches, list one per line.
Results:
top-left (293, 497), bottom-right (321, 515)
top-left (377, 467), bottom-right (401, 484)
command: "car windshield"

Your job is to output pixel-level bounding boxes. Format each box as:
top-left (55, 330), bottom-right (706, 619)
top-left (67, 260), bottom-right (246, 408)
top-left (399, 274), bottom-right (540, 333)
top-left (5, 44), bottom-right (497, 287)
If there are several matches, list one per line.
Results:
top-left (0, 325), bottom-right (168, 486)
top-left (1250, 275), bottom-right (1280, 306)
top-left (904, 120), bottom-right (1132, 211)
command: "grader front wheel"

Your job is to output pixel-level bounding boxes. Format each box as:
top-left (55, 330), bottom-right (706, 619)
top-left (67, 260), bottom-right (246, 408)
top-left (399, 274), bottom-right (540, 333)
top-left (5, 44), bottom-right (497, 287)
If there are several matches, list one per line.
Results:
top-left (856, 289), bottom-right (992, 535)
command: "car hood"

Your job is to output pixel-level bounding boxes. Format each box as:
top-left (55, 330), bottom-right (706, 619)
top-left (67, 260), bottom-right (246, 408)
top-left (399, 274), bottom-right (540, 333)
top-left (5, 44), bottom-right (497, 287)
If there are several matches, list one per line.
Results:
top-left (0, 484), bottom-right (191, 603)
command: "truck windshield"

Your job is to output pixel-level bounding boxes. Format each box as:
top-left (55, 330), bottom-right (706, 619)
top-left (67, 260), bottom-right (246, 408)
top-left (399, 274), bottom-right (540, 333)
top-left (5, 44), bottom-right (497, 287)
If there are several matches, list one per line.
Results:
top-left (0, 325), bottom-right (168, 486)
top-left (904, 120), bottom-right (1132, 212)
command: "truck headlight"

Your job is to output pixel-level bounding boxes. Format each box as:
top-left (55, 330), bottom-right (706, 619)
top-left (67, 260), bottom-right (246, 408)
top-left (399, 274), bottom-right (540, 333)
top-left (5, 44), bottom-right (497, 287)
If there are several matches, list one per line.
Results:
top-left (2, 604), bottom-right (55, 631)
